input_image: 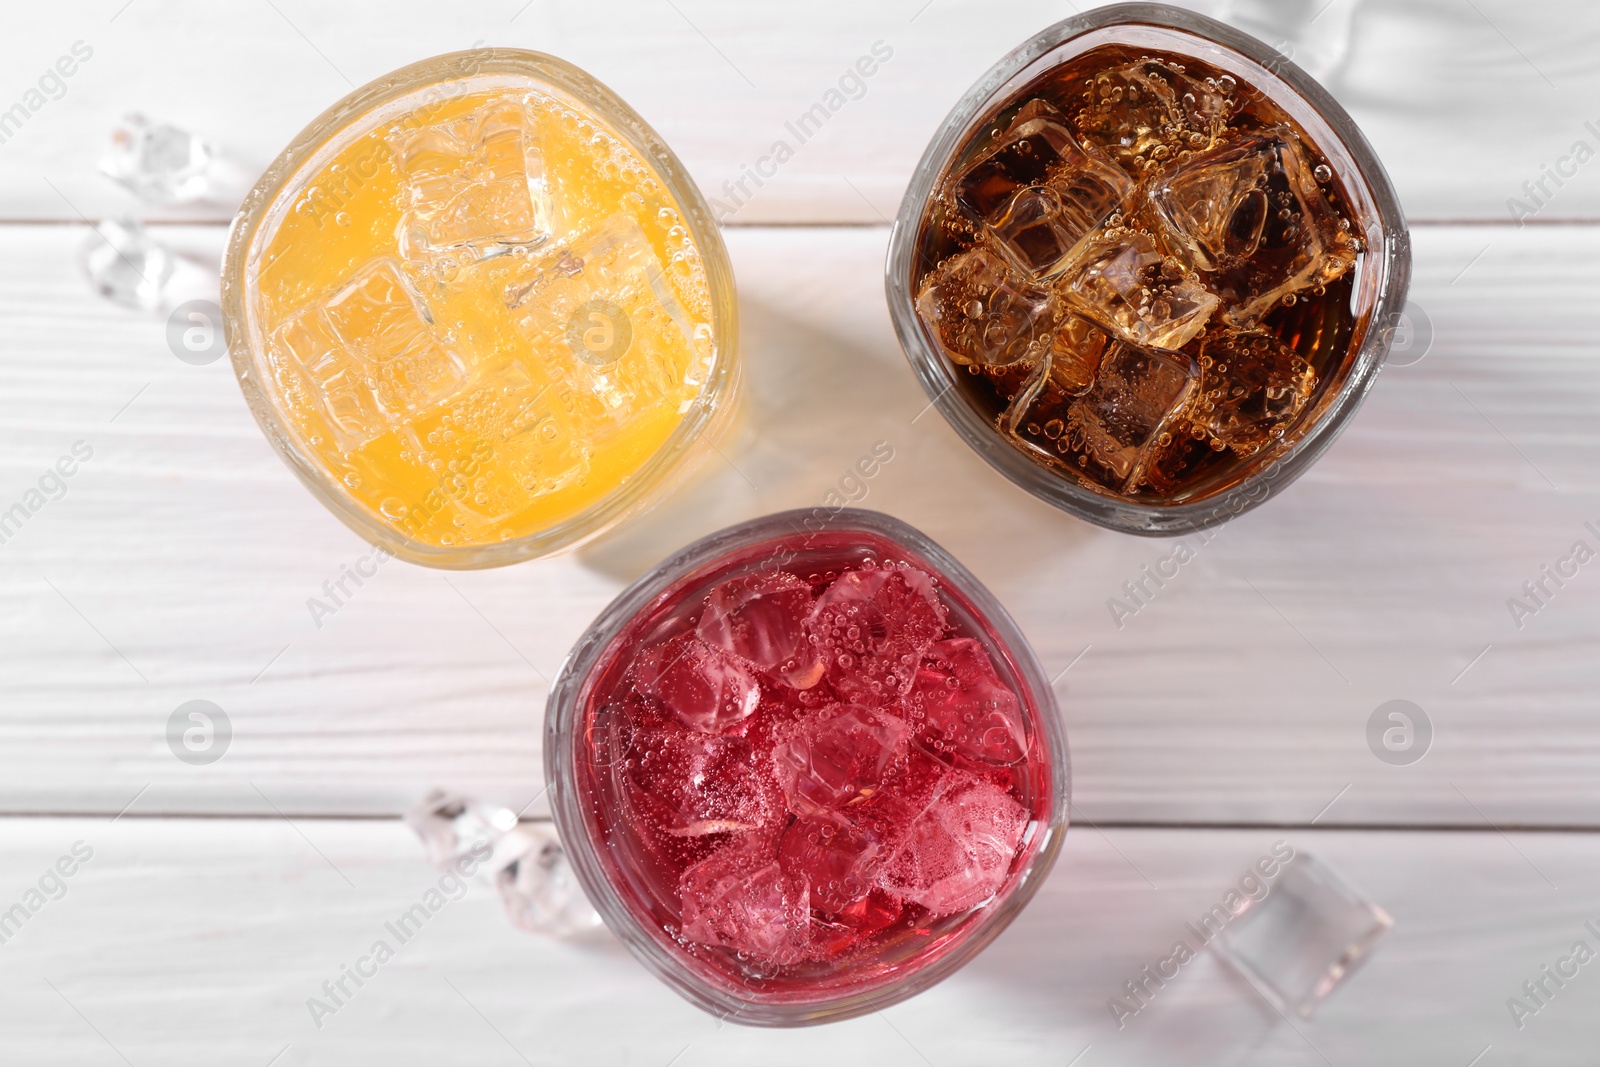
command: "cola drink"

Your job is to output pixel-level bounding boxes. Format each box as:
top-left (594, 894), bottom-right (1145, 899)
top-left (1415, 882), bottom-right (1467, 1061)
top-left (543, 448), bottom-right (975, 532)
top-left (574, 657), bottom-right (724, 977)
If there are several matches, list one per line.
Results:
top-left (890, 6), bottom-right (1410, 533)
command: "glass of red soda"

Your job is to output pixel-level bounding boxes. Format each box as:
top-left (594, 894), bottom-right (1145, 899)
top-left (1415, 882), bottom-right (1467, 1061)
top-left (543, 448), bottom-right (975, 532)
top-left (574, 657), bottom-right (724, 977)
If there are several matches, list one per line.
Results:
top-left (546, 509), bottom-right (1069, 1025)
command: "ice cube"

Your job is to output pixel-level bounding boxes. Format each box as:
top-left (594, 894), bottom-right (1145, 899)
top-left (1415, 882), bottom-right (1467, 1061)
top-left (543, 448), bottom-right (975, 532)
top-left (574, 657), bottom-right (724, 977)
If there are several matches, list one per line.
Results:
top-left (100, 113), bottom-right (216, 204)
top-left (851, 746), bottom-right (951, 837)
top-left (774, 705), bottom-right (909, 816)
top-left (505, 214), bottom-right (700, 442)
top-left (1194, 328), bottom-right (1316, 455)
top-left (696, 570), bottom-right (824, 689)
top-left (404, 788), bottom-right (519, 869)
top-left (953, 100), bottom-right (1134, 278)
top-left (906, 638), bottom-right (1028, 766)
top-left (1056, 229), bottom-right (1219, 351)
top-left (1211, 851), bottom-right (1393, 1018)
top-left (992, 315), bottom-right (1108, 450)
top-left (877, 774), bottom-right (1029, 917)
top-left (391, 100), bottom-right (557, 266)
top-left (678, 839), bottom-right (811, 964)
top-left (493, 822), bottom-right (603, 937)
top-left (405, 790), bottom-right (601, 937)
top-left (625, 725), bottom-right (775, 837)
top-left (79, 219), bottom-right (176, 311)
top-left (1147, 130), bottom-right (1357, 324)
top-left (809, 562), bottom-right (948, 706)
top-left (1054, 341), bottom-right (1199, 490)
top-left (992, 355), bottom-right (1053, 439)
top-left (633, 634), bottom-right (761, 735)
top-left (955, 100), bottom-right (1082, 217)
top-left (1049, 314), bottom-right (1111, 397)
top-left (778, 813), bottom-right (885, 914)
top-left (1074, 58), bottom-right (1235, 173)
top-left (812, 890), bottom-right (903, 954)
top-left (914, 246), bottom-right (1055, 369)
top-left (270, 259), bottom-right (470, 451)
top-left (1147, 136), bottom-right (1270, 272)
top-left (986, 187), bottom-right (1080, 278)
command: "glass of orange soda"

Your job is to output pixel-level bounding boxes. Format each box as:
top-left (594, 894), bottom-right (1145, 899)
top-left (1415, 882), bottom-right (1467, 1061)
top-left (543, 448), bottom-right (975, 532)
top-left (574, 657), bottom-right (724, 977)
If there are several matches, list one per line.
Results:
top-left (223, 49), bottom-right (738, 566)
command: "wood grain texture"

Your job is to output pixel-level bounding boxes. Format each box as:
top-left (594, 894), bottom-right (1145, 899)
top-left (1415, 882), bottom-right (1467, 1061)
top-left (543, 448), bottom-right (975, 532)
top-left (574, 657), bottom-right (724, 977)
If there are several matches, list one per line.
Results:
top-left (7, 4), bottom-right (1600, 1061)
top-left (4, 1), bottom-right (1600, 225)
top-left (0, 818), bottom-right (1594, 1066)
top-left (2, 221), bottom-right (1598, 824)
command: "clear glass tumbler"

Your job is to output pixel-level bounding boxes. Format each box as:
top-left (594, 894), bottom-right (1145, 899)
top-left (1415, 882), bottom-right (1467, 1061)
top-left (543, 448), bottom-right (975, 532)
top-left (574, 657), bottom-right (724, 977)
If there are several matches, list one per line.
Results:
top-left (885, 3), bottom-right (1410, 535)
top-left (545, 508), bottom-right (1070, 1024)
top-left (223, 49), bottom-right (738, 567)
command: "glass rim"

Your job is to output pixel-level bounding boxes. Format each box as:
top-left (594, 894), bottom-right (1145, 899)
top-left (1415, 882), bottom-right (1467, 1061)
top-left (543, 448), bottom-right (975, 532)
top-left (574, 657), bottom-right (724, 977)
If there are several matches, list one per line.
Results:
top-left (884, 2), bottom-right (1412, 536)
top-left (543, 507), bottom-right (1072, 1025)
top-left (220, 47), bottom-right (740, 568)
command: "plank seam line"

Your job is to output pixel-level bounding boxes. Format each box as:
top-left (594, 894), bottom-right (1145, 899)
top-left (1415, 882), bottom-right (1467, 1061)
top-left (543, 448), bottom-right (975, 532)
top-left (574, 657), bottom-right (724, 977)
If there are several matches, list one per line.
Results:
top-left (1, 812), bottom-right (1598, 833)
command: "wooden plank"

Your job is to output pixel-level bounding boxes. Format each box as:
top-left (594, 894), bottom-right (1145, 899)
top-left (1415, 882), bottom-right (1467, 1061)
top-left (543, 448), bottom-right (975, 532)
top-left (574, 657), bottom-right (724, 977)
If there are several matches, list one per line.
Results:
top-left (0, 818), bottom-right (1594, 1064)
top-left (4, 1), bottom-right (1600, 224)
top-left (2, 221), bottom-right (1599, 823)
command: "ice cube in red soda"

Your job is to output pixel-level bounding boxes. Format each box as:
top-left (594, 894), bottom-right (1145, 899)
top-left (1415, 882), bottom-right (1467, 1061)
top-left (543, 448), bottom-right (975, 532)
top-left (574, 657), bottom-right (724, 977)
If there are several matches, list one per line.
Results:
top-left (624, 721), bottom-right (777, 837)
top-left (773, 704), bottom-right (908, 816)
top-left (598, 550), bottom-right (1041, 974)
top-left (679, 838), bottom-right (811, 964)
top-left (778, 814), bottom-right (885, 914)
top-left (633, 632), bottom-right (761, 734)
top-left (809, 561), bottom-right (946, 706)
top-left (697, 570), bottom-right (826, 689)
top-left (878, 773), bottom-right (1029, 916)
top-left (905, 638), bottom-right (1028, 766)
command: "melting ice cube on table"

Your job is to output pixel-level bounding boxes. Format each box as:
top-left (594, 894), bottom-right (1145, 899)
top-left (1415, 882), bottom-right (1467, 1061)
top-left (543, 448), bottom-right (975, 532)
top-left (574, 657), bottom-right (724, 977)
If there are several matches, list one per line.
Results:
top-left (494, 821), bottom-right (603, 937)
top-left (79, 219), bottom-right (177, 311)
top-left (1212, 852), bottom-right (1393, 1017)
top-left (405, 788), bottom-right (518, 869)
top-left (101, 113), bottom-right (218, 204)
top-left (404, 789), bottom-right (601, 937)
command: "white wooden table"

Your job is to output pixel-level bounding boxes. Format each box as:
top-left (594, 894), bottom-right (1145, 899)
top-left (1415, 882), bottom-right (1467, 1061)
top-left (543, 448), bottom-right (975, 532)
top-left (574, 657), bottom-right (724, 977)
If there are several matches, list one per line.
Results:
top-left (4, 1), bottom-right (1599, 1063)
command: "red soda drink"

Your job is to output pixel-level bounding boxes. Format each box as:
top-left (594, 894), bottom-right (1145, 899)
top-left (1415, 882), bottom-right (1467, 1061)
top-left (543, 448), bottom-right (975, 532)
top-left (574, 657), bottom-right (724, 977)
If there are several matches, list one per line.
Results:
top-left (547, 510), bottom-right (1068, 1024)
